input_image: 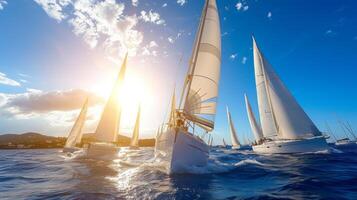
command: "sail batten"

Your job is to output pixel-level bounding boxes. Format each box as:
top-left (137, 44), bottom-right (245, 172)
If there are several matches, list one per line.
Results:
top-left (253, 37), bottom-right (321, 140)
top-left (94, 54), bottom-right (128, 143)
top-left (226, 107), bottom-right (241, 147)
top-left (182, 0), bottom-right (221, 131)
top-left (65, 98), bottom-right (88, 148)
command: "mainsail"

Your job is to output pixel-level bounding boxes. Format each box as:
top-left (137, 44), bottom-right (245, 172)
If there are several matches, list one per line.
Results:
top-left (226, 106), bottom-right (241, 147)
top-left (94, 54), bottom-right (128, 143)
top-left (181, 0), bottom-right (221, 131)
top-left (244, 94), bottom-right (263, 142)
top-left (130, 106), bottom-right (141, 147)
top-left (65, 98), bottom-right (88, 148)
top-left (253, 37), bottom-right (321, 140)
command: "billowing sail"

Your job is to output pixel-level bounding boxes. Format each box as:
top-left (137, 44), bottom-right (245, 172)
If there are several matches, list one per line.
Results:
top-left (244, 94), bottom-right (263, 142)
top-left (253, 37), bottom-right (278, 139)
top-left (94, 54), bottom-right (128, 143)
top-left (253, 38), bottom-right (321, 139)
top-left (183, 0), bottom-right (221, 131)
top-left (65, 98), bottom-right (88, 148)
top-left (226, 106), bottom-right (241, 148)
top-left (130, 106), bottom-right (141, 147)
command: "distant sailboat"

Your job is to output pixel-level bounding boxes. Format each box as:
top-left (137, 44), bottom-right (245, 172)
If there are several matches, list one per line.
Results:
top-left (86, 54), bottom-right (128, 157)
top-left (249, 36), bottom-right (328, 154)
top-left (130, 105), bottom-right (141, 149)
top-left (222, 138), bottom-right (227, 148)
top-left (226, 106), bottom-right (241, 149)
top-left (155, 0), bottom-right (222, 174)
top-left (244, 94), bottom-right (263, 144)
top-left (63, 98), bottom-right (88, 153)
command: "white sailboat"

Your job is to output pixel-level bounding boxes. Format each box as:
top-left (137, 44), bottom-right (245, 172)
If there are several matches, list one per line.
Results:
top-left (226, 106), bottom-right (241, 149)
top-left (249, 36), bottom-right (328, 154)
top-left (155, 0), bottom-right (221, 174)
top-left (130, 105), bottom-right (141, 149)
top-left (63, 98), bottom-right (89, 153)
top-left (86, 54), bottom-right (128, 158)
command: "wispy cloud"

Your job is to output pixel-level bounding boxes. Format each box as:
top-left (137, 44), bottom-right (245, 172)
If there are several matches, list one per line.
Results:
top-left (236, 1), bottom-right (248, 12)
top-left (0, 0), bottom-right (7, 10)
top-left (140, 10), bottom-right (165, 25)
top-left (242, 56), bottom-right (247, 64)
top-left (162, 3), bottom-right (167, 8)
top-left (325, 29), bottom-right (336, 37)
top-left (267, 11), bottom-right (272, 19)
top-left (132, 0), bottom-right (138, 7)
top-left (177, 0), bottom-right (187, 6)
top-left (0, 72), bottom-right (21, 87)
top-left (230, 53), bottom-right (238, 60)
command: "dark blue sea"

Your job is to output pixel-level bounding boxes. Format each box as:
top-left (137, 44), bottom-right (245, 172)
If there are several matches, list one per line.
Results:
top-left (1, 145), bottom-right (357, 200)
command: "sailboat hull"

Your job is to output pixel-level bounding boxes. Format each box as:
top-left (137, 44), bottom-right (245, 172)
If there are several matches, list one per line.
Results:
top-left (62, 147), bottom-right (81, 153)
top-left (252, 136), bottom-right (329, 154)
top-left (155, 128), bottom-right (209, 174)
top-left (85, 142), bottom-right (118, 159)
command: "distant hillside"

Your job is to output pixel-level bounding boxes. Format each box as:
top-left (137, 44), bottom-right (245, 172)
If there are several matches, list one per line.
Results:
top-left (0, 132), bottom-right (155, 149)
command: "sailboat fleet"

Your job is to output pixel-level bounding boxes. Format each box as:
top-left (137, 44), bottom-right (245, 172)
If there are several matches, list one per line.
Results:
top-left (61, 0), bottom-right (354, 173)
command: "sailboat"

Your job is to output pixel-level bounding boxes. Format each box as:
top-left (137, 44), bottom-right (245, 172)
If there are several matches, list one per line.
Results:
top-left (63, 98), bottom-right (88, 153)
top-left (155, 0), bottom-right (221, 174)
top-left (86, 54), bottom-right (128, 158)
top-left (247, 36), bottom-right (329, 154)
top-left (222, 138), bottom-right (227, 148)
top-left (226, 106), bottom-right (241, 149)
top-left (130, 105), bottom-right (141, 149)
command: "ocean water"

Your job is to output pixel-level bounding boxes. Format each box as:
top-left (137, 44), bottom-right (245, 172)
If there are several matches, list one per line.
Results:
top-left (0, 145), bottom-right (357, 200)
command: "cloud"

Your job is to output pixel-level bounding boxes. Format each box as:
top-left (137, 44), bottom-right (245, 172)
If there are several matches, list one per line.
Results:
top-left (267, 11), bottom-right (272, 19)
top-left (162, 3), bottom-right (167, 8)
top-left (140, 10), bottom-right (165, 25)
top-left (2, 89), bottom-right (103, 114)
top-left (230, 53), bottom-right (238, 60)
top-left (236, 1), bottom-right (248, 12)
top-left (0, 72), bottom-right (21, 87)
top-left (0, 0), bottom-right (7, 10)
top-left (35, 0), bottom-right (149, 59)
top-left (177, 0), bottom-right (186, 6)
top-left (141, 40), bottom-right (158, 56)
top-left (242, 56), bottom-right (247, 64)
top-left (325, 29), bottom-right (336, 37)
top-left (131, 0), bottom-right (138, 7)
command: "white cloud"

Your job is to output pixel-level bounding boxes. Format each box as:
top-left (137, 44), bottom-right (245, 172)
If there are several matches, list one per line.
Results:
top-left (141, 40), bottom-right (159, 56)
top-left (230, 53), bottom-right (238, 60)
top-left (177, 0), bottom-right (186, 6)
top-left (242, 56), bottom-right (247, 64)
top-left (267, 11), bottom-right (272, 19)
top-left (35, 0), bottom-right (148, 60)
top-left (168, 36), bottom-right (175, 44)
top-left (162, 3), bottom-right (167, 8)
top-left (132, 0), bottom-right (138, 7)
top-left (236, 1), bottom-right (248, 12)
top-left (0, 0), bottom-right (7, 10)
top-left (140, 10), bottom-right (165, 25)
top-left (0, 72), bottom-right (21, 87)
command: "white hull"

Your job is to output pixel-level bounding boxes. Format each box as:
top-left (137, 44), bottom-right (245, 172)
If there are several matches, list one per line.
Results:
top-left (85, 142), bottom-right (118, 159)
top-left (62, 147), bottom-right (80, 153)
top-left (231, 145), bottom-right (241, 150)
top-left (155, 128), bottom-right (209, 174)
top-left (252, 136), bottom-right (329, 154)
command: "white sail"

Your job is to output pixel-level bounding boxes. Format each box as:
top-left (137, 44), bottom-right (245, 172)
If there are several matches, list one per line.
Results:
top-left (168, 89), bottom-right (176, 127)
top-left (222, 138), bottom-right (227, 147)
top-left (226, 106), bottom-right (241, 147)
top-left (130, 106), bottom-right (141, 147)
top-left (253, 37), bottom-right (278, 139)
top-left (94, 54), bottom-right (128, 143)
top-left (253, 37), bottom-right (321, 139)
top-left (65, 98), bottom-right (88, 148)
top-left (244, 94), bottom-right (263, 142)
top-left (182, 0), bottom-right (221, 131)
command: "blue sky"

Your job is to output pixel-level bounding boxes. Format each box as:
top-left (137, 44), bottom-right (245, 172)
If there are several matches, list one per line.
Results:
top-left (0, 0), bottom-right (356, 144)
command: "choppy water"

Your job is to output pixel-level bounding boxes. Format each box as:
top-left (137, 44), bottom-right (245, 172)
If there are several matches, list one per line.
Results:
top-left (1, 145), bottom-right (357, 200)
